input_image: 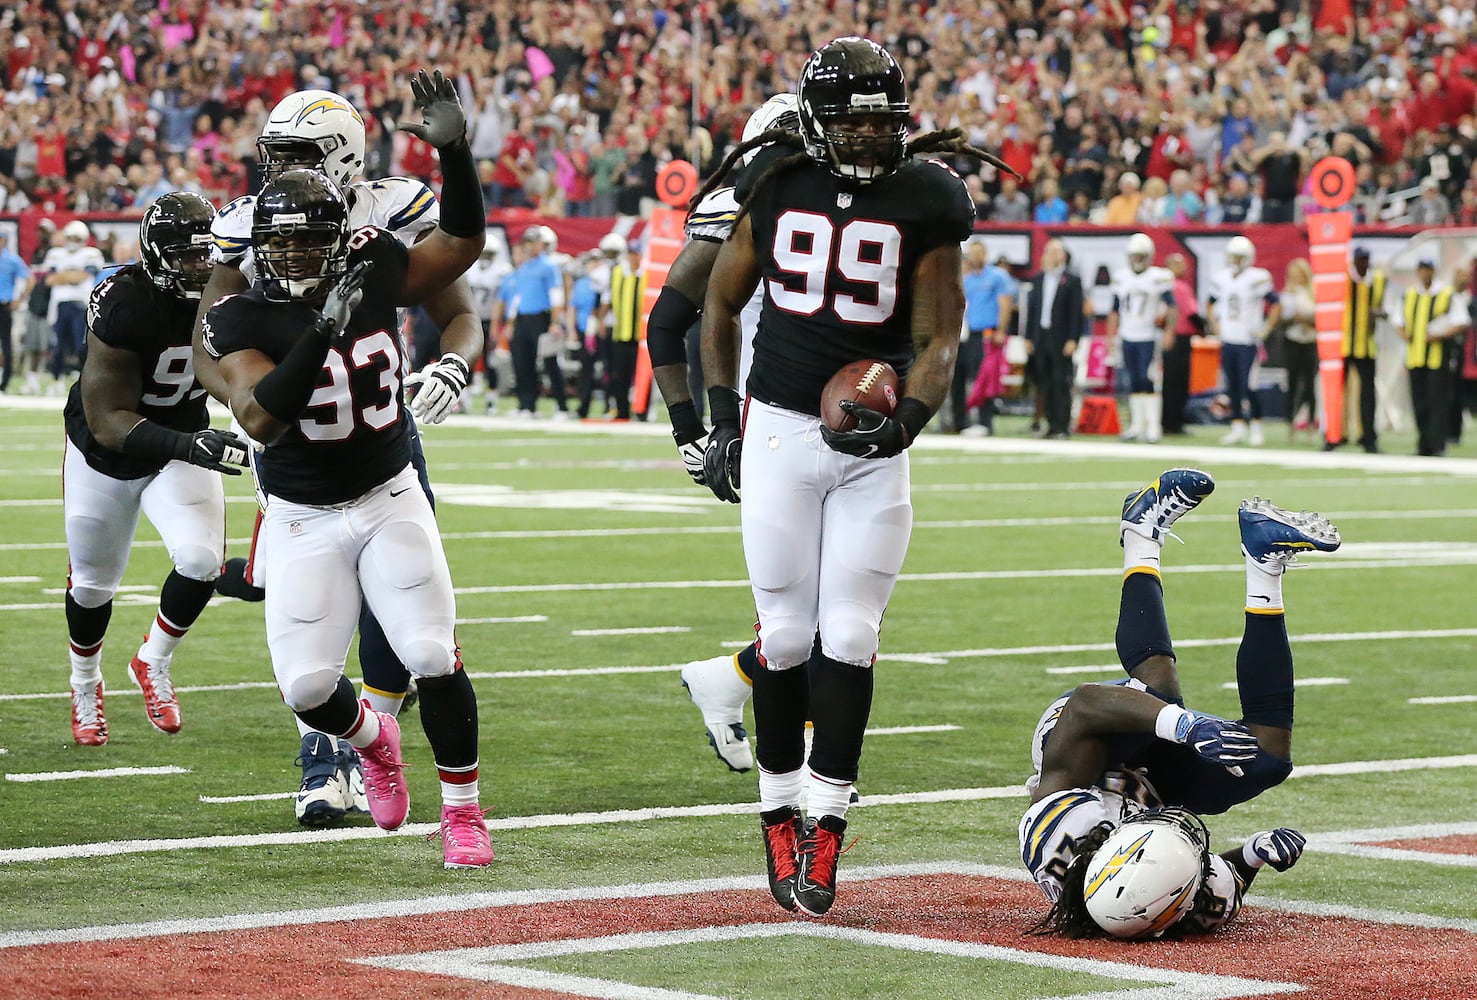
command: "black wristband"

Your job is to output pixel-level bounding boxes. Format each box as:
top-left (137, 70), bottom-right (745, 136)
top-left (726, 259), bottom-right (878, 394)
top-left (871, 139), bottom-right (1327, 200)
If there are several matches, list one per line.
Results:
top-left (647, 286), bottom-right (701, 367)
top-left (894, 397), bottom-right (932, 444)
top-left (708, 385), bottom-right (741, 427)
top-left (253, 331), bottom-right (333, 425)
top-left (668, 399), bottom-right (705, 444)
top-left (121, 420), bottom-right (193, 463)
top-left (436, 138), bottom-right (486, 239)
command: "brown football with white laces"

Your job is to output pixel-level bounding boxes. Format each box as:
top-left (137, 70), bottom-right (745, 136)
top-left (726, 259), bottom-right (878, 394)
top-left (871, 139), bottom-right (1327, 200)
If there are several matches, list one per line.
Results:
top-left (821, 360), bottom-right (899, 433)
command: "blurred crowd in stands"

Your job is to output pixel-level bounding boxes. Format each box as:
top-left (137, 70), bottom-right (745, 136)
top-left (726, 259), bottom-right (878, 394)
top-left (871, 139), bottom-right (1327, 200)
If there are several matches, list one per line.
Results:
top-left (3, 0), bottom-right (1477, 226)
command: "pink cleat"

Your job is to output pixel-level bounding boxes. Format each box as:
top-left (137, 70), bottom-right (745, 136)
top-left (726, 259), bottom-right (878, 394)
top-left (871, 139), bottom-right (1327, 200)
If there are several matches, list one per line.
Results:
top-left (438, 804), bottom-right (493, 869)
top-left (356, 708), bottom-right (410, 830)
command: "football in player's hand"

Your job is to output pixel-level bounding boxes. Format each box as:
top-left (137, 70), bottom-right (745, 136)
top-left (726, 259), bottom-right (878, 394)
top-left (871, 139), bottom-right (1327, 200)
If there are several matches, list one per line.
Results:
top-left (821, 360), bottom-right (899, 432)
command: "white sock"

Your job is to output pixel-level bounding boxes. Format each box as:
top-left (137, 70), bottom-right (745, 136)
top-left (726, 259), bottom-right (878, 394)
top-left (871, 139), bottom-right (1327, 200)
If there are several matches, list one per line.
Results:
top-left (806, 771), bottom-right (855, 821)
top-left (343, 703), bottom-right (383, 749)
top-left (759, 765), bottom-right (805, 812)
top-left (1122, 533), bottom-right (1163, 574)
top-left (362, 689), bottom-right (407, 716)
top-left (137, 612), bottom-right (187, 666)
top-left (69, 647), bottom-right (103, 688)
top-left (1245, 557), bottom-right (1284, 611)
top-left (294, 714), bottom-right (316, 738)
top-left (1145, 395), bottom-right (1163, 439)
top-left (440, 764), bottom-right (480, 807)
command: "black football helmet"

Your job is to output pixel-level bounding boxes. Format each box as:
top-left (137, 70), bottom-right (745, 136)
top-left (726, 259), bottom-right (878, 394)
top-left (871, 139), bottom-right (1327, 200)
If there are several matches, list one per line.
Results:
top-left (252, 169), bottom-right (350, 302)
top-left (796, 37), bottom-right (911, 184)
top-left (138, 191), bottom-right (217, 299)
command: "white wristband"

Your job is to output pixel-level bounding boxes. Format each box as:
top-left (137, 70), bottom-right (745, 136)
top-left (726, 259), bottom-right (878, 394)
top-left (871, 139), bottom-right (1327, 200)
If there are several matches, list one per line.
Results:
top-left (1155, 704), bottom-right (1192, 743)
top-left (1243, 838), bottom-right (1268, 869)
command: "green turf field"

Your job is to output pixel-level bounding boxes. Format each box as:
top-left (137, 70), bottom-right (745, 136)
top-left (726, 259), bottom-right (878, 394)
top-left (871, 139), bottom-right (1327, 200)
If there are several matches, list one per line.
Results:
top-left (2, 398), bottom-right (1476, 997)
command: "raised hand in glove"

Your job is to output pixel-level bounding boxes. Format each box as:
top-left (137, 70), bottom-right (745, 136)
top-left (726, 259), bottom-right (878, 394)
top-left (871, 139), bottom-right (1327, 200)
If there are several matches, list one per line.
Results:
top-left (312, 260), bottom-right (374, 340)
top-left (1244, 828), bottom-right (1307, 872)
top-left (702, 387), bottom-right (742, 503)
top-left (396, 69), bottom-right (468, 150)
top-left (405, 354), bottom-right (471, 424)
top-left (820, 399), bottom-right (912, 459)
top-left (186, 429), bottom-right (250, 476)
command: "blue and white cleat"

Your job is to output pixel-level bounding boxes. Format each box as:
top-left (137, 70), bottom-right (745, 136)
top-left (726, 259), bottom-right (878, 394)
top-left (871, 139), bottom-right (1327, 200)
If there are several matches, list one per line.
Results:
top-left (1239, 498), bottom-right (1341, 573)
top-left (336, 743), bottom-right (370, 815)
top-left (295, 733), bottom-right (349, 827)
top-left (1121, 468), bottom-right (1216, 544)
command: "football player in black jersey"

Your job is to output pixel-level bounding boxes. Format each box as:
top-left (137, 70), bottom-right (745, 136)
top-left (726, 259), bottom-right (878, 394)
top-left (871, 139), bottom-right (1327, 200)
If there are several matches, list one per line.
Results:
top-left (202, 70), bottom-right (494, 868)
top-left (697, 37), bottom-right (1013, 917)
top-left (62, 191), bottom-right (250, 745)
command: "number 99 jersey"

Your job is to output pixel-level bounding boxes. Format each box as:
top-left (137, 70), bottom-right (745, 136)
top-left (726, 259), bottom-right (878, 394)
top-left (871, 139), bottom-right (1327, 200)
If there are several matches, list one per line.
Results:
top-left (736, 146), bottom-right (975, 416)
top-left (63, 264), bottom-right (209, 479)
top-left (202, 227), bottom-right (411, 506)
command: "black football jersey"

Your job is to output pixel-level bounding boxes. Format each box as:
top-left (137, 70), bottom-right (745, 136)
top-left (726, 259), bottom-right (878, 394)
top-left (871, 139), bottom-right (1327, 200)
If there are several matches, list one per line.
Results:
top-left (63, 264), bottom-right (210, 480)
top-left (737, 148), bottom-right (975, 415)
top-left (201, 227), bottom-right (412, 505)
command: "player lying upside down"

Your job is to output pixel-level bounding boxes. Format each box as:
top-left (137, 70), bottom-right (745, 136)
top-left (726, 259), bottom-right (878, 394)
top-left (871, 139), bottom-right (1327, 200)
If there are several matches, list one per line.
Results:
top-left (1019, 468), bottom-right (1339, 938)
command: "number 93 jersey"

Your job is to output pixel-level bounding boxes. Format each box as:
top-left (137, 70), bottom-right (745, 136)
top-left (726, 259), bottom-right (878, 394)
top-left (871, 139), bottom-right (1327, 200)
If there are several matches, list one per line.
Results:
top-left (201, 227), bottom-right (411, 506)
top-left (63, 264), bottom-right (210, 480)
top-left (737, 147), bottom-right (975, 416)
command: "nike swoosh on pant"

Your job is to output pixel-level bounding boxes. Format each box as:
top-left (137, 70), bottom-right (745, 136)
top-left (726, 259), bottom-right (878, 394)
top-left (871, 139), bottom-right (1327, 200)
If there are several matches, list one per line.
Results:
top-left (390, 487), bottom-right (411, 497)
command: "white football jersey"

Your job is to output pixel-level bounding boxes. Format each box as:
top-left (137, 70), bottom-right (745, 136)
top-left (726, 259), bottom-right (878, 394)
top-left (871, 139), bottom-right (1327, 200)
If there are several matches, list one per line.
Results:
top-left (1207, 266), bottom-right (1276, 345)
top-left (1019, 787), bottom-right (1134, 903)
top-left (43, 245), bottom-right (107, 304)
top-left (213, 175), bottom-right (440, 281)
top-left (686, 185), bottom-right (761, 390)
top-left (464, 258), bottom-right (509, 322)
top-left (1110, 266), bottom-right (1175, 343)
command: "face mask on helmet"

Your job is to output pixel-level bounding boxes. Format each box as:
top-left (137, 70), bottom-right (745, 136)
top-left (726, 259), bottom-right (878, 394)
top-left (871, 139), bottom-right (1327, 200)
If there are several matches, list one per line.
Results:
top-left (257, 137), bottom-right (331, 185)
top-left (139, 192), bottom-right (217, 299)
top-left (1081, 807), bottom-right (1211, 940)
top-left (251, 170), bottom-right (350, 302)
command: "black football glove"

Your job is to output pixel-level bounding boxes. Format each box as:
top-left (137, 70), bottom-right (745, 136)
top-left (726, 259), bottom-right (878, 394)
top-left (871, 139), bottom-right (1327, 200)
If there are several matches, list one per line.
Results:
top-left (187, 429), bottom-right (250, 476)
top-left (312, 260), bottom-right (374, 340)
top-left (396, 69), bottom-right (468, 150)
top-left (820, 399), bottom-right (910, 459)
top-left (702, 387), bottom-right (742, 503)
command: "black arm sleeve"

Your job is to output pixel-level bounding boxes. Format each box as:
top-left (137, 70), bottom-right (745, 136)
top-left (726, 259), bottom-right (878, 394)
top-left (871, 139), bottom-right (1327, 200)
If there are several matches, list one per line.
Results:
top-left (436, 139), bottom-right (486, 238)
top-left (647, 285), bottom-right (702, 368)
top-left (120, 420), bottom-right (194, 463)
top-left (251, 326), bottom-right (333, 425)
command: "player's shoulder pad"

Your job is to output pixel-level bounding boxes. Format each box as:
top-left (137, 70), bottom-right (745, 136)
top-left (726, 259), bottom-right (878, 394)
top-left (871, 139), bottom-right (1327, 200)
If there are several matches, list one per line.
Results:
top-left (85, 266), bottom-right (147, 343)
top-left (347, 224), bottom-right (411, 281)
top-left (359, 175), bottom-right (439, 235)
top-left (199, 291), bottom-right (255, 359)
top-left (734, 142), bottom-right (800, 203)
top-left (212, 195), bottom-right (256, 260)
top-left (685, 186), bottom-right (739, 242)
top-left (905, 157), bottom-right (976, 244)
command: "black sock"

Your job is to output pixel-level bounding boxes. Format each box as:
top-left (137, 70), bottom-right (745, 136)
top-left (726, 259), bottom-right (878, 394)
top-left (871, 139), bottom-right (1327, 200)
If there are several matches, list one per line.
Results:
top-left (158, 570), bottom-right (216, 631)
top-left (294, 675), bottom-right (362, 735)
top-left (806, 653), bottom-right (874, 784)
top-left (1115, 571), bottom-right (1175, 674)
top-left (416, 670), bottom-right (480, 770)
top-left (1237, 612), bottom-right (1295, 729)
top-left (65, 591), bottom-right (112, 653)
top-left (736, 641), bottom-right (760, 682)
top-left (357, 604), bottom-right (411, 696)
top-left (753, 662), bottom-right (809, 774)
top-left (214, 557), bottom-right (265, 602)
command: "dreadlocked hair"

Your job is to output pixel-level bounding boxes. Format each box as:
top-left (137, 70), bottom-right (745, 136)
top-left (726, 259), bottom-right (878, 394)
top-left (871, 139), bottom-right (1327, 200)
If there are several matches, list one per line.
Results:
top-left (905, 127), bottom-right (1021, 180)
top-left (686, 128), bottom-right (805, 213)
top-left (1027, 820), bottom-right (1116, 939)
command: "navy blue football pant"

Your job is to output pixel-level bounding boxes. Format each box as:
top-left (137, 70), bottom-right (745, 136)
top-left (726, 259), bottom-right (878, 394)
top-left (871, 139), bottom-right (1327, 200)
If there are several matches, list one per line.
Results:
top-left (1220, 342), bottom-right (1261, 422)
top-left (356, 421), bottom-right (436, 698)
top-left (51, 301), bottom-right (85, 378)
top-left (1121, 340), bottom-right (1157, 394)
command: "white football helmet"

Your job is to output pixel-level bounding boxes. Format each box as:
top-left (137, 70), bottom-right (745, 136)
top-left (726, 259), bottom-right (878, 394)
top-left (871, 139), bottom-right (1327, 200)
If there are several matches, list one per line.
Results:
top-left (1082, 808), bottom-right (1210, 940)
top-left (62, 219), bottom-right (90, 247)
top-left (598, 232), bottom-right (626, 256)
top-left (258, 90), bottom-right (367, 191)
top-left (1225, 235), bottom-right (1255, 272)
top-left (740, 93), bottom-right (800, 166)
top-left (1126, 232), bottom-right (1154, 273)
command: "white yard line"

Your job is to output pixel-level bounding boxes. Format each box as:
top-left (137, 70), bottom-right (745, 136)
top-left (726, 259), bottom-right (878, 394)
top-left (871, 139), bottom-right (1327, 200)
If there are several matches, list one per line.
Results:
top-left (1410, 695), bottom-right (1477, 705)
top-left (199, 792), bottom-right (296, 804)
top-left (864, 724), bottom-right (962, 735)
top-left (4, 753), bottom-right (1474, 866)
top-left (1218, 677), bottom-right (1349, 689)
top-left (571, 627), bottom-right (692, 636)
top-left (5, 766), bottom-right (189, 783)
top-left (456, 615), bottom-right (548, 625)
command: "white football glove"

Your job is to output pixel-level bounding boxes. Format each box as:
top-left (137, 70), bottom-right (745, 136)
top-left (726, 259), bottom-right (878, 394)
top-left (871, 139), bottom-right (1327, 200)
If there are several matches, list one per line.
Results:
top-left (677, 433), bottom-right (708, 486)
top-left (1244, 828), bottom-right (1307, 872)
top-left (405, 354), bottom-right (471, 424)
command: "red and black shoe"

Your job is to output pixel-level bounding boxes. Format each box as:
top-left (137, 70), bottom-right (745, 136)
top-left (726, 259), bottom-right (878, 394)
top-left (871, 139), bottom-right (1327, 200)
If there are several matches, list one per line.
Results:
top-left (794, 814), bottom-right (848, 917)
top-left (760, 806), bottom-right (803, 911)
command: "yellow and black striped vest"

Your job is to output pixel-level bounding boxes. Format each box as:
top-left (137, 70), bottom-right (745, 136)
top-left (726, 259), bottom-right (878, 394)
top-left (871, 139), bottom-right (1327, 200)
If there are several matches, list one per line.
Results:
top-left (609, 264), bottom-right (646, 343)
top-left (1344, 269), bottom-right (1385, 359)
top-left (1403, 284), bottom-right (1453, 370)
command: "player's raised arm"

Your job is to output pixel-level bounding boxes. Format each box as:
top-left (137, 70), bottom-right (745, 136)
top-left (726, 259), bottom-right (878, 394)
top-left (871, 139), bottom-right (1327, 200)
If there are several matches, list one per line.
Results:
top-left (397, 69), bottom-right (486, 306)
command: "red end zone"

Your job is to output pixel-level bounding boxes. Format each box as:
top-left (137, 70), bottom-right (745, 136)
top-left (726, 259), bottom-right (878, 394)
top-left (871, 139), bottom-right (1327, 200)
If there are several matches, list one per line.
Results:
top-left (1, 874), bottom-right (1473, 1000)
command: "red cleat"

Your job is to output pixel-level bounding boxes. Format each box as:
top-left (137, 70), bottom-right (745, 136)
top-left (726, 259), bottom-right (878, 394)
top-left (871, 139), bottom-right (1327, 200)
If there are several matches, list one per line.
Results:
top-left (70, 680), bottom-right (108, 746)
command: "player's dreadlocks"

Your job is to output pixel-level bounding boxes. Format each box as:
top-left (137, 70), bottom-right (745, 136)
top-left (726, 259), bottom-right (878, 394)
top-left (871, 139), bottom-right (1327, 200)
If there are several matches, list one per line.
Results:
top-left (688, 127), bottom-right (1022, 228)
top-left (1027, 820), bottom-right (1115, 939)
